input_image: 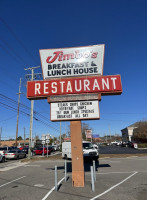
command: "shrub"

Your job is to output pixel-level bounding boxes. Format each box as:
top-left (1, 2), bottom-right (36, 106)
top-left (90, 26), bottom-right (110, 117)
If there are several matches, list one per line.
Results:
top-left (138, 143), bottom-right (147, 148)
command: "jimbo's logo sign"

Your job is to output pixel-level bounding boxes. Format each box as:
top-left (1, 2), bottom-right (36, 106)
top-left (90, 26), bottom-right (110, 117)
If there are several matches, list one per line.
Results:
top-left (39, 45), bottom-right (105, 79)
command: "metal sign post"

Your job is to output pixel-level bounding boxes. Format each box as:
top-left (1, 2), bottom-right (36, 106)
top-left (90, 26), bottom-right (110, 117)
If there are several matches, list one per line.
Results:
top-left (70, 121), bottom-right (84, 187)
top-left (46, 140), bottom-right (49, 157)
top-left (46, 134), bottom-right (50, 157)
top-left (42, 140), bottom-right (45, 156)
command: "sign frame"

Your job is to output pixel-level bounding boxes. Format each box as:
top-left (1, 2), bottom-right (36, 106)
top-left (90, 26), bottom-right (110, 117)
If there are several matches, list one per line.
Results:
top-left (47, 93), bottom-right (101, 103)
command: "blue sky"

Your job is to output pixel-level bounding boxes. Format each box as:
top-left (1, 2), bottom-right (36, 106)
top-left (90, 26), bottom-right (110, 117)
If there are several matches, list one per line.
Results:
top-left (0, 0), bottom-right (147, 140)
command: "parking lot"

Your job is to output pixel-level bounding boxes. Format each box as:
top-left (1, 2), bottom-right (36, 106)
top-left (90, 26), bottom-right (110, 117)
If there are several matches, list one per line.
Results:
top-left (0, 146), bottom-right (147, 200)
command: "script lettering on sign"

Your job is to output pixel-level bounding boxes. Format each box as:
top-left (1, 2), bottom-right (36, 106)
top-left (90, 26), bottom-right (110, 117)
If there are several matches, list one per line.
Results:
top-left (39, 45), bottom-right (105, 79)
top-left (50, 100), bottom-right (100, 121)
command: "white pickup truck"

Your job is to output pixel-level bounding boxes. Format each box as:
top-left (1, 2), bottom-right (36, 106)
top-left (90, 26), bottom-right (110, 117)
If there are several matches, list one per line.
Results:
top-left (62, 141), bottom-right (99, 160)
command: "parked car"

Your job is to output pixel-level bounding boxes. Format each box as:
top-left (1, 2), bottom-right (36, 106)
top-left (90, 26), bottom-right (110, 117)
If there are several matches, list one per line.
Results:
top-left (52, 145), bottom-right (59, 151)
top-left (111, 141), bottom-right (118, 145)
top-left (48, 146), bottom-right (55, 152)
top-left (128, 142), bottom-right (136, 148)
top-left (21, 146), bottom-right (29, 154)
top-left (0, 147), bottom-right (12, 156)
top-left (116, 141), bottom-right (122, 146)
top-left (5, 150), bottom-right (26, 159)
top-left (0, 154), bottom-right (5, 163)
top-left (121, 141), bottom-right (129, 147)
top-left (33, 147), bottom-right (51, 155)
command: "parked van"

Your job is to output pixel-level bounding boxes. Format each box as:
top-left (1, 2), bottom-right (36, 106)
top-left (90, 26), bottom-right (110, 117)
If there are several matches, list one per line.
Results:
top-left (62, 141), bottom-right (99, 160)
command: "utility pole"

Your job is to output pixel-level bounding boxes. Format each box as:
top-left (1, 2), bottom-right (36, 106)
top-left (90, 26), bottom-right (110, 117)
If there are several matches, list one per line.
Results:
top-left (24, 127), bottom-right (26, 146)
top-left (105, 132), bottom-right (107, 143)
top-left (16, 78), bottom-right (22, 147)
top-left (109, 126), bottom-right (111, 143)
top-left (24, 66), bottom-right (40, 159)
top-left (0, 127), bottom-right (2, 146)
top-left (60, 121), bottom-right (62, 144)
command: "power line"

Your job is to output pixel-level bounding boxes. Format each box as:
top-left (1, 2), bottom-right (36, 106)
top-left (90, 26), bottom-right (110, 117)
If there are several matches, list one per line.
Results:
top-left (0, 101), bottom-right (59, 132)
top-left (0, 115), bottom-right (16, 122)
top-left (0, 38), bottom-right (27, 64)
top-left (0, 17), bottom-right (38, 63)
top-left (0, 93), bottom-right (59, 130)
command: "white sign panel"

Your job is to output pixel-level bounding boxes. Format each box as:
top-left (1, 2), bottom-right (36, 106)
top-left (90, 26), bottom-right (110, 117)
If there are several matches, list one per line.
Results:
top-left (42, 140), bottom-right (45, 144)
top-left (51, 100), bottom-right (100, 121)
top-left (46, 135), bottom-right (50, 139)
top-left (41, 135), bottom-right (46, 141)
top-left (85, 129), bottom-right (92, 139)
top-left (46, 139), bottom-right (50, 143)
top-left (40, 45), bottom-right (105, 79)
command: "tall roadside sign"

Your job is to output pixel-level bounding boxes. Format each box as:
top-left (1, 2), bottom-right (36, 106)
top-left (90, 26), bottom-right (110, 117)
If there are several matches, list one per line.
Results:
top-left (27, 44), bottom-right (122, 187)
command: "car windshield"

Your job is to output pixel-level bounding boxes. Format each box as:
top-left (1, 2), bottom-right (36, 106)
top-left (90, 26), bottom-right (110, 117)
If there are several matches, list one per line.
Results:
top-left (83, 143), bottom-right (93, 149)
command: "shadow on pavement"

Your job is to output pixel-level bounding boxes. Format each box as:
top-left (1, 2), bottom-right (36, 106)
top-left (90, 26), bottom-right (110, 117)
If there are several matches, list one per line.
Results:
top-left (45, 159), bottom-right (111, 172)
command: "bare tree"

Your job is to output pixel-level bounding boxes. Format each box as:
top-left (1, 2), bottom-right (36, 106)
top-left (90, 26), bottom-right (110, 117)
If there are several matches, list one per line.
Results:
top-left (133, 121), bottom-right (147, 143)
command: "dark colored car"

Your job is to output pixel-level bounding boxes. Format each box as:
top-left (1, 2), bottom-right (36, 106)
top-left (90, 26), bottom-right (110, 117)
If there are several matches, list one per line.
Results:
top-left (128, 142), bottom-right (135, 148)
top-left (48, 146), bottom-right (55, 152)
top-left (121, 141), bottom-right (127, 147)
top-left (33, 147), bottom-right (51, 155)
top-left (21, 147), bottom-right (29, 154)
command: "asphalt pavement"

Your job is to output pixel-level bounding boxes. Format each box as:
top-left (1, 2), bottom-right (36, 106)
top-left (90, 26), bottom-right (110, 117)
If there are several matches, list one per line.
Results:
top-left (0, 147), bottom-right (147, 200)
top-left (99, 145), bottom-right (147, 154)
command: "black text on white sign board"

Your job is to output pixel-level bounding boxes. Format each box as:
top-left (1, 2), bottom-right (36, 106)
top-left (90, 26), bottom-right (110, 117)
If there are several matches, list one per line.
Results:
top-left (50, 100), bottom-right (100, 121)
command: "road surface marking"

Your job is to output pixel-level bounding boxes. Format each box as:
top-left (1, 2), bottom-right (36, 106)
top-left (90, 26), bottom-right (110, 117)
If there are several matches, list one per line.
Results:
top-left (90, 171), bottom-right (138, 200)
top-left (34, 184), bottom-right (44, 187)
top-left (42, 177), bottom-right (65, 200)
top-left (126, 156), bottom-right (138, 158)
top-left (0, 176), bottom-right (26, 188)
top-left (23, 165), bottom-right (40, 167)
top-left (100, 157), bottom-right (110, 159)
top-left (96, 171), bottom-right (136, 175)
top-left (0, 162), bottom-right (28, 171)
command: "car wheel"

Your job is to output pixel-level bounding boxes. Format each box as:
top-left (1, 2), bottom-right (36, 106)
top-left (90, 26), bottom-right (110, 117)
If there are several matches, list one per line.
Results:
top-left (1, 157), bottom-right (5, 163)
top-left (17, 156), bottom-right (19, 160)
